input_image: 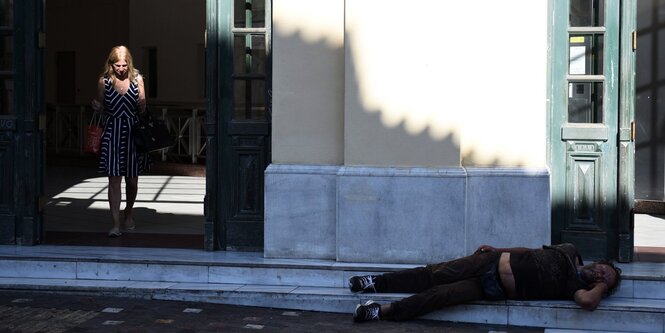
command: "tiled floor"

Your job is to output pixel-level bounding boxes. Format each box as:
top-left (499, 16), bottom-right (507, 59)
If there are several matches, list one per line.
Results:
top-left (45, 162), bottom-right (205, 234)
top-left (635, 214), bottom-right (665, 262)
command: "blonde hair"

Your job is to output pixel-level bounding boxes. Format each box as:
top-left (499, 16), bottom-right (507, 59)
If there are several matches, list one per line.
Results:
top-left (101, 45), bottom-right (140, 83)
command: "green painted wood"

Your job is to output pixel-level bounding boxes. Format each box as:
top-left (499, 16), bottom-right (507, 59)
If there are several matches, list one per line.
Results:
top-left (0, 0), bottom-right (43, 245)
top-left (210, 0), bottom-right (271, 250)
top-left (550, 0), bottom-right (622, 260)
top-left (205, 0), bottom-right (223, 250)
top-left (617, 0), bottom-right (636, 262)
top-left (0, 1), bottom-right (17, 244)
top-left (561, 125), bottom-right (609, 141)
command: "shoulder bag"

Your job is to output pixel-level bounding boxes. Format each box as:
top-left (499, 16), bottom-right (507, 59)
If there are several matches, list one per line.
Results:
top-left (132, 109), bottom-right (175, 153)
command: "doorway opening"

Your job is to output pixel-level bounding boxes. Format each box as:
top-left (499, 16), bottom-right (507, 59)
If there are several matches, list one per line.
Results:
top-left (43, 0), bottom-right (207, 249)
top-left (634, 0), bottom-right (665, 262)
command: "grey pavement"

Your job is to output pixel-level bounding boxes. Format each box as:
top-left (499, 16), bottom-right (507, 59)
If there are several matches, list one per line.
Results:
top-left (0, 290), bottom-right (543, 333)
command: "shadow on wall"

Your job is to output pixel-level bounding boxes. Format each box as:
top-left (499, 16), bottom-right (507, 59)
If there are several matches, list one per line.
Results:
top-left (273, 2), bottom-right (547, 168)
top-left (344, 33), bottom-right (460, 167)
top-left (635, 0), bottom-right (665, 201)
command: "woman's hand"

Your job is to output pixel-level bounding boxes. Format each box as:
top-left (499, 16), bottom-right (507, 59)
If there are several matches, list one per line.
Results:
top-left (91, 99), bottom-right (102, 113)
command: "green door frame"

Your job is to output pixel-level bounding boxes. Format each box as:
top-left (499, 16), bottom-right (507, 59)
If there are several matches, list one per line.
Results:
top-left (548, 0), bottom-right (635, 261)
top-left (0, 0), bottom-right (45, 245)
top-left (617, 0), bottom-right (636, 262)
top-left (205, 0), bottom-right (226, 250)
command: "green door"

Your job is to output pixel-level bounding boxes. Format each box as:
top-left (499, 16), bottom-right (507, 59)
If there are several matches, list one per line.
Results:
top-left (550, 0), bottom-right (635, 261)
top-left (206, 0), bottom-right (271, 250)
top-left (0, 0), bottom-right (45, 245)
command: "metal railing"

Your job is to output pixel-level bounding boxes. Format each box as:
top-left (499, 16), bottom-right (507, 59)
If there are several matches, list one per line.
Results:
top-left (46, 103), bottom-right (207, 164)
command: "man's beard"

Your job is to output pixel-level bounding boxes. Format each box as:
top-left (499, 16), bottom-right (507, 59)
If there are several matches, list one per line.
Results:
top-left (578, 264), bottom-right (598, 284)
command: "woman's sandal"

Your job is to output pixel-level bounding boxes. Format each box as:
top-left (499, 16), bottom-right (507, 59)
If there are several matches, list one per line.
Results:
top-left (124, 219), bottom-right (135, 232)
top-left (108, 227), bottom-right (122, 238)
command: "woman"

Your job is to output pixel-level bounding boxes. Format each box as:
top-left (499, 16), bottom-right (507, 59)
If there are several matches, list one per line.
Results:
top-left (91, 45), bottom-right (150, 237)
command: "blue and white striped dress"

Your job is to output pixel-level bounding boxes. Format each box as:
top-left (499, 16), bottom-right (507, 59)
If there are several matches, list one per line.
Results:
top-left (98, 76), bottom-right (151, 177)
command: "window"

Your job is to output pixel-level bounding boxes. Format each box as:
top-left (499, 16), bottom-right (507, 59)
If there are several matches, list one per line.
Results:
top-left (0, 0), bottom-right (13, 115)
top-left (567, 0), bottom-right (605, 123)
top-left (232, 0), bottom-right (268, 121)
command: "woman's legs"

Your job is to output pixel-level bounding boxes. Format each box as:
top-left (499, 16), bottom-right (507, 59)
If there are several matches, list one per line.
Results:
top-left (108, 176), bottom-right (122, 235)
top-left (124, 176), bottom-right (138, 230)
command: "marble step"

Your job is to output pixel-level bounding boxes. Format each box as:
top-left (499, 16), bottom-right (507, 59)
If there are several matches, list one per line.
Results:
top-left (0, 255), bottom-right (663, 301)
top-left (0, 277), bottom-right (664, 332)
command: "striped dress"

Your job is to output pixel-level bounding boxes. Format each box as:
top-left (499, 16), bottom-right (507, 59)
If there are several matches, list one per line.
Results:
top-left (98, 76), bottom-right (151, 177)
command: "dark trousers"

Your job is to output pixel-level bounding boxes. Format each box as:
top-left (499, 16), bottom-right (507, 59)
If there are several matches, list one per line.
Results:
top-left (375, 251), bottom-right (502, 321)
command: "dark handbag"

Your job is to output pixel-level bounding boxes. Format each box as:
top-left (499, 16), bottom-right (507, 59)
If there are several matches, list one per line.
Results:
top-left (132, 109), bottom-right (175, 153)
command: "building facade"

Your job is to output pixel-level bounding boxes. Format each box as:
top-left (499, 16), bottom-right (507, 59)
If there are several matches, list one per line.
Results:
top-left (2, 0), bottom-right (659, 264)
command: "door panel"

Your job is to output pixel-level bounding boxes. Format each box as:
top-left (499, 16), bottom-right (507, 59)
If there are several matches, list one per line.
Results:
top-left (551, 0), bottom-right (620, 260)
top-left (206, 0), bottom-right (271, 250)
top-left (224, 0), bottom-right (271, 249)
top-left (0, 129), bottom-right (15, 243)
top-left (0, 0), bottom-right (44, 245)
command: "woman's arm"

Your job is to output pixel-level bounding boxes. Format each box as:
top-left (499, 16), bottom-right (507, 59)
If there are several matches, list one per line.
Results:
top-left (137, 75), bottom-right (146, 113)
top-left (91, 77), bottom-right (105, 112)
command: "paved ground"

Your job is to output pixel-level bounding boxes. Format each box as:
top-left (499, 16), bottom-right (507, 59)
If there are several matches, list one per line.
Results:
top-left (0, 291), bottom-right (542, 333)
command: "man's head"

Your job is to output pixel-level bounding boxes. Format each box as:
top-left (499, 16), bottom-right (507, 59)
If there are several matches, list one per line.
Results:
top-left (579, 260), bottom-right (622, 294)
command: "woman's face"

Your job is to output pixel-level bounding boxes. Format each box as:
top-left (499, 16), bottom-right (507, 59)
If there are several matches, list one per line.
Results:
top-left (112, 58), bottom-right (128, 78)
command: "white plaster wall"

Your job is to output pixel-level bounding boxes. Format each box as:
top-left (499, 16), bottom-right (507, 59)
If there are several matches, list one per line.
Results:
top-left (272, 0), bottom-right (345, 165)
top-left (344, 0), bottom-right (548, 168)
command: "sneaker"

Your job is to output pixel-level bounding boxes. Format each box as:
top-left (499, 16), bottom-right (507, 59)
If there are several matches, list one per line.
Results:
top-left (349, 275), bottom-right (377, 293)
top-left (353, 300), bottom-right (381, 322)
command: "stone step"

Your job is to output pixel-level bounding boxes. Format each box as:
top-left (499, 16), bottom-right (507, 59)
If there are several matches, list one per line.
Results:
top-left (0, 277), bottom-right (663, 332)
top-left (0, 254), bottom-right (663, 301)
top-left (1, 245), bottom-right (664, 332)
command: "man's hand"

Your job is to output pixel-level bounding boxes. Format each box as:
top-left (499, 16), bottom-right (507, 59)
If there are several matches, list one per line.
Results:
top-left (574, 282), bottom-right (608, 311)
top-left (476, 245), bottom-right (532, 254)
top-left (476, 245), bottom-right (497, 253)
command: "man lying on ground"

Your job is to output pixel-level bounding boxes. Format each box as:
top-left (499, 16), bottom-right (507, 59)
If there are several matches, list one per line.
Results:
top-left (349, 243), bottom-right (621, 322)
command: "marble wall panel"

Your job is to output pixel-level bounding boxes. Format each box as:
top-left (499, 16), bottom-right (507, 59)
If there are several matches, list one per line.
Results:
top-left (466, 168), bottom-right (550, 253)
top-left (264, 164), bottom-right (339, 259)
top-left (337, 167), bottom-right (467, 264)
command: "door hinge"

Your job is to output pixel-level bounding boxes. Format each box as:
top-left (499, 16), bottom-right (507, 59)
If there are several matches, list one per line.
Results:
top-left (38, 32), bottom-right (46, 49)
top-left (204, 29), bottom-right (207, 49)
top-left (631, 121), bottom-right (636, 142)
top-left (632, 31), bottom-right (637, 51)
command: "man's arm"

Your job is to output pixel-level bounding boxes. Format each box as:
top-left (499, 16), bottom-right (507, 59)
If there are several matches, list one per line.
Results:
top-left (476, 245), bottom-right (534, 254)
top-left (574, 282), bottom-right (608, 311)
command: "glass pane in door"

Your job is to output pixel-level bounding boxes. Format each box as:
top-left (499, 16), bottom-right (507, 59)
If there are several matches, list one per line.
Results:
top-left (234, 0), bottom-right (265, 28)
top-left (570, 0), bottom-right (604, 27)
top-left (569, 34), bottom-right (603, 75)
top-left (233, 79), bottom-right (266, 120)
top-left (233, 35), bottom-right (266, 75)
top-left (568, 82), bottom-right (603, 123)
top-left (0, 0), bottom-right (12, 27)
top-left (0, 78), bottom-right (13, 114)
